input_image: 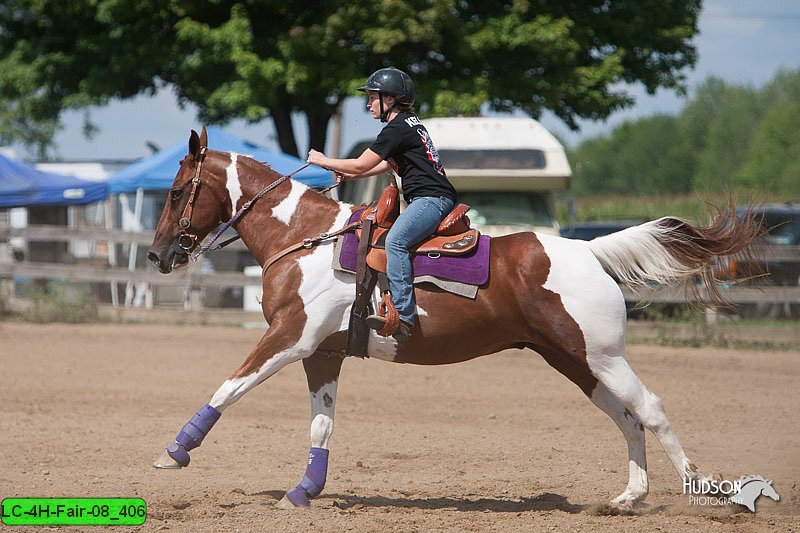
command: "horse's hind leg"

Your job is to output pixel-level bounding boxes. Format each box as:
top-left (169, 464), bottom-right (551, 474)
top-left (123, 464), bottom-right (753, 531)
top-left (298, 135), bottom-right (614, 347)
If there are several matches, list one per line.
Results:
top-left (588, 352), bottom-right (708, 497)
top-left (589, 382), bottom-right (649, 508)
top-left (276, 351), bottom-right (344, 509)
top-left (535, 344), bottom-right (651, 508)
top-left (154, 325), bottom-right (314, 469)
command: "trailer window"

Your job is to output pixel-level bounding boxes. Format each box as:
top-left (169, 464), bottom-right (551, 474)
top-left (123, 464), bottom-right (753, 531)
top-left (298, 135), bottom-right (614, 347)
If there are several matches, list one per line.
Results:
top-left (458, 191), bottom-right (553, 227)
top-left (438, 150), bottom-right (546, 169)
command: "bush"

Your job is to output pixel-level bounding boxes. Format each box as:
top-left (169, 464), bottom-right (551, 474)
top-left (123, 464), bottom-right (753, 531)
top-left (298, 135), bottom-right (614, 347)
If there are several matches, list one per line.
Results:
top-left (0, 286), bottom-right (8, 316)
top-left (22, 281), bottom-right (99, 323)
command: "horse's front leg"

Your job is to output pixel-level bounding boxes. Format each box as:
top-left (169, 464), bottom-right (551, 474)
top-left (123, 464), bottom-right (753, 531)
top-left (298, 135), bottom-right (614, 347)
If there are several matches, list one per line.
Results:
top-left (153, 324), bottom-right (314, 469)
top-left (277, 351), bottom-right (344, 509)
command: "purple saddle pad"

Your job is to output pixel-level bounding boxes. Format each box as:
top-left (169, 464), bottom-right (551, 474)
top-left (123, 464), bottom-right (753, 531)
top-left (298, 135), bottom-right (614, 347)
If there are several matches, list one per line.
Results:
top-left (338, 209), bottom-right (491, 286)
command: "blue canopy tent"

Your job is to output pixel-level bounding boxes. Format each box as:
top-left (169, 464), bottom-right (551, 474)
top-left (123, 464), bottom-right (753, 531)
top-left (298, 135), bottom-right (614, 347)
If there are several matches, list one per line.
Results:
top-left (0, 153), bottom-right (108, 208)
top-left (107, 126), bottom-right (332, 193)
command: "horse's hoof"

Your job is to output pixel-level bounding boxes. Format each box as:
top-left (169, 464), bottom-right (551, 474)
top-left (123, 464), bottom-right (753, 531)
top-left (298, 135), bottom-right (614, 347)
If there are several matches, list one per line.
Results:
top-left (598, 501), bottom-right (638, 516)
top-left (602, 492), bottom-right (645, 515)
top-left (153, 450), bottom-right (183, 469)
top-left (275, 494), bottom-right (309, 510)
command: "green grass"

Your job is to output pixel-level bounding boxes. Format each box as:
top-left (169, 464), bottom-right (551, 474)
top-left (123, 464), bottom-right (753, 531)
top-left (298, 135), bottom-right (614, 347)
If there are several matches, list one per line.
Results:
top-left (634, 334), bottom-right (800, 351)
top-left (0, 288), bottom-right (8, 317)
top-left (21, 281), bottom-right (99, 323)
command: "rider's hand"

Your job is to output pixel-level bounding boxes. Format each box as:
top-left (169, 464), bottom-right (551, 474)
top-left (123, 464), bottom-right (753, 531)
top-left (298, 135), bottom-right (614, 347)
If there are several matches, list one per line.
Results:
top-left (307, 149), bottom-right (326, 167)
top-left (335, 172), bottom-right (347, 183)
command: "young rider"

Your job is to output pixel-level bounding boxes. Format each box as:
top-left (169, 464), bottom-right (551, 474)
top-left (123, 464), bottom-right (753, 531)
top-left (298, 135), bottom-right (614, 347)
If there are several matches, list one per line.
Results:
top-left (307, 67), bottom-right (457, 339)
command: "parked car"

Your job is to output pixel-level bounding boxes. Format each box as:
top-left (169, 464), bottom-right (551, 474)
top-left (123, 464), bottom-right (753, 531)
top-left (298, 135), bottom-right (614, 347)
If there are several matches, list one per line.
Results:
top-left (559, 220), bottom-right (645, 240)
top-left (743, 204), bottom-right (800, 282)
top-left (728, 204), bottom-right (800, 319)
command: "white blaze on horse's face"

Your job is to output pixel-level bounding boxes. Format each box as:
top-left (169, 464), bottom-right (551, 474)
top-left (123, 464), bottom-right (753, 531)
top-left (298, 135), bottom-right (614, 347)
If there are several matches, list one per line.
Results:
top-left (272, 180), bottom-right (309, 225)
top-left (225, 153), bottom-right (243, 211)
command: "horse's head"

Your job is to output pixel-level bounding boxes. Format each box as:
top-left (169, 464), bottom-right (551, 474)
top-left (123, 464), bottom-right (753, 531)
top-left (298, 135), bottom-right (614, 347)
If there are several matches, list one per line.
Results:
top-left (148, 127), bottom-right (231, 273)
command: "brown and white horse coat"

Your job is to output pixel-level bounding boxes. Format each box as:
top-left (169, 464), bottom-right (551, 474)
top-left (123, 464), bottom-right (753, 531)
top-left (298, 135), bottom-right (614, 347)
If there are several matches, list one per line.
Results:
top-left (148, 128), bottom-right (760, 510)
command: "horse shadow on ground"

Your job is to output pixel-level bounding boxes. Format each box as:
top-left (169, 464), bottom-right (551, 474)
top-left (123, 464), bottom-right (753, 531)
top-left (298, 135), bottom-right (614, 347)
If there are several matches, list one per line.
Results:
top-left (253, 490), bottom-right (586, 514)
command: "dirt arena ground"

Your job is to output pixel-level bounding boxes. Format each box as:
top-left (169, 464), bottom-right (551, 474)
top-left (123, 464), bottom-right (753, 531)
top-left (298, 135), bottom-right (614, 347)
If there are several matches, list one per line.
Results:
top-left (1, 322), bottom-right (798, 532)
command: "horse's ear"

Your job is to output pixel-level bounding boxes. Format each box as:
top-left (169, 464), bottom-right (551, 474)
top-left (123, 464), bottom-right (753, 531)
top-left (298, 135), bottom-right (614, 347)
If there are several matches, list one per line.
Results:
top-left (199, 126), bottom-right (208, 148)
top-left (189, 130), bottom-right (200, 159)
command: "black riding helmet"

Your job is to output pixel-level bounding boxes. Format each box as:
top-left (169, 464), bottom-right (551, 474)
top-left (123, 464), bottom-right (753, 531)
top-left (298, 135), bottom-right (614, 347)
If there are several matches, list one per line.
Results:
top-left (358, 67), bottom-right (415, 122)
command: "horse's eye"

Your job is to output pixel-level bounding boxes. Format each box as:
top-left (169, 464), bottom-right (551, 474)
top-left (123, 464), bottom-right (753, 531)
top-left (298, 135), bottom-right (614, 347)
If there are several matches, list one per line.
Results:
top-left (171, 189), bottom-right (183, 201)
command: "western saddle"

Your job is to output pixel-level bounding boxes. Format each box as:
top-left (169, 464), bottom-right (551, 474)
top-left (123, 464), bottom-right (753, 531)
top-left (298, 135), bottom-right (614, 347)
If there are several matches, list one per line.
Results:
top-left (356, 185), bottom-right (479, 273)
top-left (347, 185), bottom-right (478, 353)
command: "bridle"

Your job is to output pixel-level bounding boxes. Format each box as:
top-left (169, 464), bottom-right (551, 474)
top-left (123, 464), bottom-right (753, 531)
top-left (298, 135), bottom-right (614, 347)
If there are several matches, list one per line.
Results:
top-left (173, 146), bottom-right (332, 260)
top-left (176, 146), bottom-right (208, 252)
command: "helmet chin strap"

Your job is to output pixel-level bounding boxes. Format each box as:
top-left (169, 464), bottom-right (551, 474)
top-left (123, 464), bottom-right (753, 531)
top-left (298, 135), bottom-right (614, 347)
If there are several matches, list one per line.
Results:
top-left (379, 93), bottom-right (395, 123)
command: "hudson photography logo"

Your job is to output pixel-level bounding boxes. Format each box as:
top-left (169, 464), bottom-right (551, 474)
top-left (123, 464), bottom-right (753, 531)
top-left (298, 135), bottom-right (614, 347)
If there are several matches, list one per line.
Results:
top-left (684, 475), bottom-right (780, 512)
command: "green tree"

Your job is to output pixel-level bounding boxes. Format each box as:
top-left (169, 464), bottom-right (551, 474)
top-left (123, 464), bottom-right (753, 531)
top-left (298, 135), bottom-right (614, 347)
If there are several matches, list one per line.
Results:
top-left (735, 102), bottom-right (800, 196)
top-left (569, 135), bottom-right (617, 196)
top-left (0, 0), bottom-right (701, 157)
top-left (675, 77), bottom-right (728, 162)
top-left (571, 114), bottom-right (690, 195)
top-left (734, 69), bottom-right (800, 196)
top-left (569, 68), bottom-right (800, 200)
top-left (690, 84), bottom-right (766, 192)
top-left (615, 115), bottom-right (691, 194)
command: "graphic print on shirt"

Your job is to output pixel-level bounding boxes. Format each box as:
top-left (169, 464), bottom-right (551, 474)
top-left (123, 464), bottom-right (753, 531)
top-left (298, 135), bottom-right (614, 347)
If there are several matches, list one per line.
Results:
top-left (416, 128), bottom-right (445, 176)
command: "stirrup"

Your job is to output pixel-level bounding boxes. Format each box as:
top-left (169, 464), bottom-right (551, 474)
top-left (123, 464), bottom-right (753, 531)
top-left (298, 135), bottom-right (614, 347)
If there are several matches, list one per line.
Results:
top-left (393, 320), bottom-right (413, 340)
top-left (366, 291), bottom-right (400, 336)
top-left (366, 315), bottom-right (413, 340)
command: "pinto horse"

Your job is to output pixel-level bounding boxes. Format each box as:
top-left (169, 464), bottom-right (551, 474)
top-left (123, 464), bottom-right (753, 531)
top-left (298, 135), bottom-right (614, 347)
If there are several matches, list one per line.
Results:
top-left (148, 128), bottom-right (760, 510)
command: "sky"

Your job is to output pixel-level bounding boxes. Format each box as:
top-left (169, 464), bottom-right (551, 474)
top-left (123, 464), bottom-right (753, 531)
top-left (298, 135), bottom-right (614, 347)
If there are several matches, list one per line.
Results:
top-left (38, 0), bottom-right (800, 162)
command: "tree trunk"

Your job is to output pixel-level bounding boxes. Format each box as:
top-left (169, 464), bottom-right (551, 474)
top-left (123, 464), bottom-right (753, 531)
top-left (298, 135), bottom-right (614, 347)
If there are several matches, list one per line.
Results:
top-left (305, 98), bottom-right (340, 153)
top-left (269, 102), bottom-right (299, 157)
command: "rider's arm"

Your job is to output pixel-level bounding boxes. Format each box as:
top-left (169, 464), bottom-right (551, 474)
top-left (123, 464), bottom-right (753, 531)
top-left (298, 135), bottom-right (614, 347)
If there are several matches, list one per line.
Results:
top-left (343, 160), bottom-right (391, 180)
top-left (307, 148), bottom-right (384, 178)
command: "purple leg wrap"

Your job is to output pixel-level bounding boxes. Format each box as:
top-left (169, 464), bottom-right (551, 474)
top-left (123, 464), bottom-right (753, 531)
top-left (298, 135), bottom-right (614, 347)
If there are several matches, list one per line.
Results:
top-left (166, 404), bottom-right (221, 467)
top-left (285, 447), bottom-right (329, 507)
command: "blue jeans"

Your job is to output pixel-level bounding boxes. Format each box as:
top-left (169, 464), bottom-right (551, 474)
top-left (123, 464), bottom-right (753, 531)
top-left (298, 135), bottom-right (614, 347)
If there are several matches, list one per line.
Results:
top-left (385, 195), bottom-right (455, 325)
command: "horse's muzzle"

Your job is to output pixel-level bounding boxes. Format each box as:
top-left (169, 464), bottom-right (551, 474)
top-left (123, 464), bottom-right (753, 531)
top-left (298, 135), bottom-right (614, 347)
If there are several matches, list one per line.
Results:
top-left (147, 250), bottom-right (168, 273)
top-left (147, 243), bottom-right (189, 274)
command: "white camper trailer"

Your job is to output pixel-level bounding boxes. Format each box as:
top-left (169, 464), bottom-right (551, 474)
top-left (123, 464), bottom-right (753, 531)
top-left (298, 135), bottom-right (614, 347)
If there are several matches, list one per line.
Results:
top-left (340, 117), bottom-right (571, 236)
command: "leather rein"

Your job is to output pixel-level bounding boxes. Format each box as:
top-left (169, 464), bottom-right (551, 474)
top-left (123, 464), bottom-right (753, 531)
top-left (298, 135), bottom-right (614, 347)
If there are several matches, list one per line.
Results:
top-left (175, 149), bottom-right (353, 269)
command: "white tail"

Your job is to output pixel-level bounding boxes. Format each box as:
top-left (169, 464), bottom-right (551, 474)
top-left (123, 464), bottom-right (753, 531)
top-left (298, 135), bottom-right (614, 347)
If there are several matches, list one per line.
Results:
top-left (586, 211), bottom-right (761, 305)
top-left (587, 218), bottom-right (700, 287)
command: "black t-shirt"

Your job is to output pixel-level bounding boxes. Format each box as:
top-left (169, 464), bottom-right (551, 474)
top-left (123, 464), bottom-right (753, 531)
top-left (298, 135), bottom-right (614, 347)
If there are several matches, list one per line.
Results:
top-left (368, 112), bottom-right (457, 203)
